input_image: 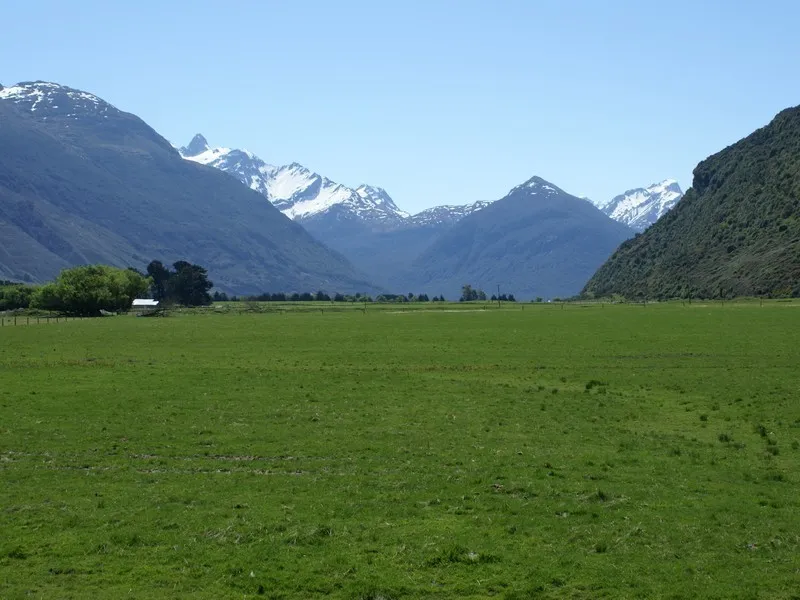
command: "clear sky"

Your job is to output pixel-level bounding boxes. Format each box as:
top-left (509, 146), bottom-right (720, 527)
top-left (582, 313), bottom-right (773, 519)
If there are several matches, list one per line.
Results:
top-left (3, 0), bottom-right (799, 213)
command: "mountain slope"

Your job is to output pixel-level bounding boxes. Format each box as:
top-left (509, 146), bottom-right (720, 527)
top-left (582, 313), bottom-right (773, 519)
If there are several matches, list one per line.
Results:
top-left (583, 105), bottom-right (800, 299)
top-left (0, 82), bottom-right (377, 294)
top-left (401, 177), bottom-right (634, 299)
top-left (598, 180), bottom-right (683, 231)
top-left (408, 201), bottom-right (492, 227)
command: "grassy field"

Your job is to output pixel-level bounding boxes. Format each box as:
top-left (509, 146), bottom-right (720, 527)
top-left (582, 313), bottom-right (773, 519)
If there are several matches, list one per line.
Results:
top-left (1, 303), bottom-right (799, 598)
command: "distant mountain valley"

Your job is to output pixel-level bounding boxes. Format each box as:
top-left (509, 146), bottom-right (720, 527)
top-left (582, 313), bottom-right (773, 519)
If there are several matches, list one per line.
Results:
top-left (0, 79), bottom-right (690, 300)
top-left (180, 135), bottom-right (680, 296)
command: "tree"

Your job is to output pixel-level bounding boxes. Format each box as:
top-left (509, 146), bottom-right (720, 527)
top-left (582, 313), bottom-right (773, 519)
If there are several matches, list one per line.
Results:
top-left (460, 284), bottom-right (475, 302)
top-left (169, 261), bottom-right (213, 306)
top-left (477, 290), bottom-right (487, 301)
top-left (30, 265), bottom-right (150, 316)
top-left (146, 260), bottom-right (172, 301)
top-left (146, 260), bottom-right (214, 306)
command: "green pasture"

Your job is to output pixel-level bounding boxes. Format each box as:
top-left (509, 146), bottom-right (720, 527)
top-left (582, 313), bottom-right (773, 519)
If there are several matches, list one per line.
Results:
top-left (1, 303), bottom-right (799, 598)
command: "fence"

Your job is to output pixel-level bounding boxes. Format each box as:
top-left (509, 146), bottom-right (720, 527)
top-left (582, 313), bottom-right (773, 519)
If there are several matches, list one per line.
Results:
top-left (0, 315), bottom-right (84, 327)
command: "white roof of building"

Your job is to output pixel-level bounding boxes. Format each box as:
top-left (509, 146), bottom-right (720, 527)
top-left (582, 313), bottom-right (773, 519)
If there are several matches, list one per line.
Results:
top-left (132, 299), bottom-right (159, 307)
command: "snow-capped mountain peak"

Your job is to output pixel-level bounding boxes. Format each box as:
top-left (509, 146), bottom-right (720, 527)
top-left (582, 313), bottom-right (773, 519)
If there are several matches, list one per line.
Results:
top-left (181, 134), bottom-right (274, 196)
top-left (510, 175), bottom-right (567, 197)
top-left (598, 179), bottom-right (683, 231)
top-left (355, 185), bottom-right (410, 218)
top-left (0, 81), bottom-right (116, 119)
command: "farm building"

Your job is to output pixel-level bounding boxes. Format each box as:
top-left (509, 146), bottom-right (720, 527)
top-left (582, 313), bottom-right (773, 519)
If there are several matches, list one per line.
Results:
top-left (131, 299), bottom-right (159, 312)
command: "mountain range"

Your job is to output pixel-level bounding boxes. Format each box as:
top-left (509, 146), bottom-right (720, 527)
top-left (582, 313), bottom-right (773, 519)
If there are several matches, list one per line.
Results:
top-left (182, 135), bottom-right (680, 233)
top-left (584, 104), bottom-right (800, 299)
top-left (0, 81), bottom-right (376, 294)
top-left (0, 79), bottom-right (688, 300)
top-left (179, 136), bottom-right (681, 294)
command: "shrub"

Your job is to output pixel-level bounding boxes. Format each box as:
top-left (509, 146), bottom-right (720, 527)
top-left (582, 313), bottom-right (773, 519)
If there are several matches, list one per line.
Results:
top-left (0, 284), bottom-right (37, 311)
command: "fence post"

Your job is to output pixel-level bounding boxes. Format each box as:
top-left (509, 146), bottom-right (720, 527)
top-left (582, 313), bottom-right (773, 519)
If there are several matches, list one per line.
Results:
top-left (14, 317), bottom-right (16, 326)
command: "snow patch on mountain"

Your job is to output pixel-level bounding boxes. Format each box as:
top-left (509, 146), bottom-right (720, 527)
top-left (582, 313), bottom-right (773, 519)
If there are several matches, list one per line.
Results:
top-left (599, 180), bottom-right (683, 231)
top-left (180, 136), bottom-right (408, 225)
top-left (0, 81), bottom-right (113, 119)
top-left (409, 201), bottom-right (492, 227)
top-left (510, 175), bottom-right (568, 197)
top-left (356, 185), bottom-right (410, 218)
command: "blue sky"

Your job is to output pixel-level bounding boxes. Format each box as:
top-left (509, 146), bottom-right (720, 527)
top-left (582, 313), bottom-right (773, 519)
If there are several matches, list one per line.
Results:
top-left (3, 0), bottom-right (799, 212)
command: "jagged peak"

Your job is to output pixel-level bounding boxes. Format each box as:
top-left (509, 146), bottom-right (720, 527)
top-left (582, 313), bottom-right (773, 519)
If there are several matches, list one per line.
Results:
top-left (649, 179), bottom-right (683, 193)
top-left (356, 184), bottom-right (390, 202)
top-left (356, 183), bottom-right (387, 194)
top-left (181, 133), bottom-right (210, 157)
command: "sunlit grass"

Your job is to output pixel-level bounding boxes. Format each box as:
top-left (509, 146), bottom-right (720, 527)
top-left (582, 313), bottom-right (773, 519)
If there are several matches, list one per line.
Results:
top-left (1, 303), bottom-right (799, 598)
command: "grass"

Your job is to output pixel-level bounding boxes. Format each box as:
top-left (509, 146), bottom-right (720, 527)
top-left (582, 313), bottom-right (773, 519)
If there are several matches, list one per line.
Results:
top-left (1, 302), bottom-right (799, 598)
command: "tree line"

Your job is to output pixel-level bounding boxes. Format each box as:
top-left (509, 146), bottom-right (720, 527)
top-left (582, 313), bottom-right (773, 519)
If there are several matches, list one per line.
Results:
top-left (3, 268), bottom-right (522, 316)
top-left (210, 291), bottom-right (448, 303)
top-left (459, 284), bottom-right (517, 302)
top-left (0, 260), bottom-right (213, 316)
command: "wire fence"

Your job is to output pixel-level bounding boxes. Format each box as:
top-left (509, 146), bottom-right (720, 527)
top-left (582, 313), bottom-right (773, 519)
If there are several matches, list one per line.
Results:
top-left (0, 315), bottom-right (85, 327)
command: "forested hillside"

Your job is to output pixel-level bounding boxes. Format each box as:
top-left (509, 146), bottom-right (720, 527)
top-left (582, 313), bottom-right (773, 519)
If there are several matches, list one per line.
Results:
top-left (584, 105), bottom-right (800, 299)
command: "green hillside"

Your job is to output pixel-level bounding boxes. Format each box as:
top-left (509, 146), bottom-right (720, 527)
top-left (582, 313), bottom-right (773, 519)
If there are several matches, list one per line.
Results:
top-left (584, 105), bottom-right (800, 299)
